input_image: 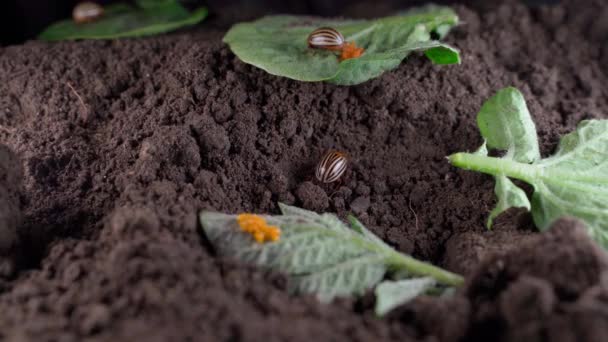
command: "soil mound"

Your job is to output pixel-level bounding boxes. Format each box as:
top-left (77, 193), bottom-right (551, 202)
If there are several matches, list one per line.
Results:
top-left (392, 218), bottom-right (608, 342)
top-left (0, 0), bottom-right (606, 340)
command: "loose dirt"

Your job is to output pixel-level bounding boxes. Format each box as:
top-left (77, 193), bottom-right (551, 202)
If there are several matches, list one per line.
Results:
top-left (0, 0), bottom-right (607, 340)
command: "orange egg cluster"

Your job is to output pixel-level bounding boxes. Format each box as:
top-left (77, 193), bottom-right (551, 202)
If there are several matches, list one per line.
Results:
top-left (340, 42), bottom-right (365, 61)
top-left (237, 214), bottom-right (281, 243)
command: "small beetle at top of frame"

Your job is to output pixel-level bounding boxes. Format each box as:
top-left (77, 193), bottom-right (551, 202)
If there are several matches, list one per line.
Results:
top-left (73, 2), bottom-right (104, 24)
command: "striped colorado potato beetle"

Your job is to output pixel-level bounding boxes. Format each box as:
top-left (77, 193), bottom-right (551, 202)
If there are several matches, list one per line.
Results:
top-left (73, 2), bottom-right (104, 24)
top-left (307, 27), bottom-right (345, 51)
top-left (316, 150), bottom-right (348, 183)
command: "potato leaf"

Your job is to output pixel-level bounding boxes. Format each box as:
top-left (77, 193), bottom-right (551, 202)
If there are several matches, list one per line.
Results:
top-left (449, 88), bottom-right (608, 248)
top-left (200, 203), bottom-right (463, 303)
top-left (38, 2), bottom-right (207, 41)
top-left (374, 277), bottom-right (437, 316)
top-left (223, 6), bottom-right (460, 85)
top-left (477, 87), bottom-right (540, 163)
top-left (472, 88), bottom-right (537, 227)
top-left (487, 175), bottom-right (531, 227)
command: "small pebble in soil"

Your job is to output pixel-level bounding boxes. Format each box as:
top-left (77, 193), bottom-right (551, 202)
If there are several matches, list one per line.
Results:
top-left (337, 186), bottom-right (352, 198)
top-left (350, 196), bottom-right (370, 215)
top-left (80, 303), bottom-right (111, 334)
top-left (372, 179), bottom-right (388, 195)
top-left (295, 181), bottom-right (329, 212)
top-left (267, 171), bottom-right (289, 194)
top-left (355, 184), bottom-right (371, 196)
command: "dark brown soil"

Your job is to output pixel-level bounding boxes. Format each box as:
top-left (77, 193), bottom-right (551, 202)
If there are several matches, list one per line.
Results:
top-left (0, 0), bottom-right (607, 340)
top-left (0, 145), bottom-right (21, 278)
top-left (390, 218), bottom-right (608, 341)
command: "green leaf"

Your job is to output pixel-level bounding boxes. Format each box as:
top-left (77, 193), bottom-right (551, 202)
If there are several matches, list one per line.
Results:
top-left (449, 90), bottom-right (608, 248)
top-left (39, 3), bottom-right (207, 41)
top-left (135, 0), bottom-right (177, 9)
top-left (472, 141), bottom-right (488, 156)
top-left (487, 176), bottom-right (531, 227)
top-left (471, 88), bottom-right (538, 227)
top-left (223, 6), bottom-right (459, 85)
top-left (531, 120), bottom-right (608, 245)
top-left (424, 45), bottom-right (461, 65)
top-left (477, 87), bottom-right (540, 163)
top-left (200, 204), bottom-right (463, 302)
top-left (374, 277), bottom-right (437, 316)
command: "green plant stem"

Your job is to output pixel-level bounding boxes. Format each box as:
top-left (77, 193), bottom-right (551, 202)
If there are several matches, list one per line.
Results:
top-left (448, 153), bottom-right (538, 183)
top-left (351, 228), bottom-right (465, 287)
top-left (386, 251), bottom-right (464, 287)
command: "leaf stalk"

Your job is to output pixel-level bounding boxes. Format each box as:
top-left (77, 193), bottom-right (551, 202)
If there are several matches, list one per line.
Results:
top-left (386, 251), bottom-right (464, 287)
top-left (448, 153), bottom-right (538, 183)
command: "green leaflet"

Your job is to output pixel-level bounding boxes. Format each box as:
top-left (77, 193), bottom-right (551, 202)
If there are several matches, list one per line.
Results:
top-left (469, 88), bottom-right (536, 227)
top-left (222, 6), bottom-right (460, 85)
top-left (200, 203), bottom-right (463, 303)
top-left (531, 120), bottom-right (608, 246)
top-left (477, 87), bottom-right (540, 163)
top-left (38, 2), bottom-right (207, 41)
top-left (449, 88), bottom-right (608, 248)
top-left (487, 176), bottom-right (530, 227)
top-left (374, 277), bottom-right (437, 316)
top-left (472, 141), bottom-right (488, 156)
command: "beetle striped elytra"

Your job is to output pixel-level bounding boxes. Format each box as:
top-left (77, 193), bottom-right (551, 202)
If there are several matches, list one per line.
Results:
top-left (316, 150), bottom-right (348, 184)
top-left (307, 27), bottom-right (345, 51)
top-left (73, 2), bottom-right (104, 24)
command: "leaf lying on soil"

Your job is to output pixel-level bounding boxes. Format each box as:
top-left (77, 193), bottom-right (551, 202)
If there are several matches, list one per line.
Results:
top-left (374, 277), bottom-right (437, 316)
top-left (223, 5), bottom-right (460, 85)
top-left (38, 2), bottom-right (207, 41)
top-left (449, 87), bottom-right (608, 248)
top-left (476, 87), bottom-right (538, 227)
top-left (200, 203), bottom-right (463, 304)
top-left (135, 0), bottom-right (177, 9)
